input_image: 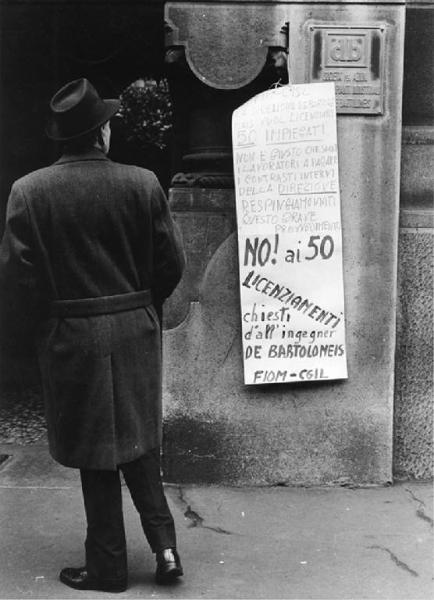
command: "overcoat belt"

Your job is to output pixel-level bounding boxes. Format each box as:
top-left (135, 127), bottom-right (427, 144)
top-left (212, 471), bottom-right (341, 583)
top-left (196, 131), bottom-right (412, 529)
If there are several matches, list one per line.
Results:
top-left (50, 289), bottom-right (153, 318)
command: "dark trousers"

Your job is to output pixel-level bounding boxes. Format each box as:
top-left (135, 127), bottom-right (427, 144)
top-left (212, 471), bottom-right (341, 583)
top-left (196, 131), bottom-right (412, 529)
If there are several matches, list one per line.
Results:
top-left (80, 448), bottom-right (176, 582)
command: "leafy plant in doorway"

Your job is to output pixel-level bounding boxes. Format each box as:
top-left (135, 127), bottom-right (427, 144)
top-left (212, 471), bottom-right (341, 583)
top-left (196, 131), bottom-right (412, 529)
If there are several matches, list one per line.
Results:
top-left (119, 78), bottom-right (173, 151)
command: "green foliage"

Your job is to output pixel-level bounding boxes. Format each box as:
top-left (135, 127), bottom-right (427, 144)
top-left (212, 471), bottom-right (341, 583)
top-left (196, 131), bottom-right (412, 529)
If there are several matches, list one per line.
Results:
top-left (119, 78), bottom-right (173, 151)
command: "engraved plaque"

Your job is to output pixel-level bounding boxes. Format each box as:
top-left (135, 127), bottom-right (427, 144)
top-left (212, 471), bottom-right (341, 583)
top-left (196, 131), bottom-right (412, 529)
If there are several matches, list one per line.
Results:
top-left (308, 24), bottom-right (385, 115)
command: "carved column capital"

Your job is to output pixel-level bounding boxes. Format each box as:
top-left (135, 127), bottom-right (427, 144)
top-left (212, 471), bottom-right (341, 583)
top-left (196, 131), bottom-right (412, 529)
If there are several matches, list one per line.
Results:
top-left (164, 2), bottom-right (288, 188)
top-left (165, 2), bottom-right (288, 90)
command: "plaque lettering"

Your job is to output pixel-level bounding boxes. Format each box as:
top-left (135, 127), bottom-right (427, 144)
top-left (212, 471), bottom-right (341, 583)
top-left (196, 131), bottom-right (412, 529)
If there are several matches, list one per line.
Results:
top-left (327, 34), bottom-right (365, 65)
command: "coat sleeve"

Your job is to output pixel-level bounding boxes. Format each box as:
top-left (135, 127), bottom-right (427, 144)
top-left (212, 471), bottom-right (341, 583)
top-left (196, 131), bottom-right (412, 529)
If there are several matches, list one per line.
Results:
top-left (0, 183), bottom-right (43, 343)
top-left (150, 175), bottom-right (186, 304)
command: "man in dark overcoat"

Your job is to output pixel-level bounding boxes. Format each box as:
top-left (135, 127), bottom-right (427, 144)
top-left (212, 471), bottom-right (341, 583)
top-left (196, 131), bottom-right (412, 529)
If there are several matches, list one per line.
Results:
top-left (0, 78), bottom-right (186, 593)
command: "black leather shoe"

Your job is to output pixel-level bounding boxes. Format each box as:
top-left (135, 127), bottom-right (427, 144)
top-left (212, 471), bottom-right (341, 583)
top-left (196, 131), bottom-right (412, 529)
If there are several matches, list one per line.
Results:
top-left (59, 567), bottom-right (127, 593)
top-left (155, 548), bottom-right (183, 584)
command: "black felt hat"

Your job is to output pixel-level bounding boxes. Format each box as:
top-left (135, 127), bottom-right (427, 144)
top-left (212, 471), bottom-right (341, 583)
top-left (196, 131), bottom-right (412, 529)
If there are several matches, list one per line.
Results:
top-left (46, 78), bottom-right (120, 141)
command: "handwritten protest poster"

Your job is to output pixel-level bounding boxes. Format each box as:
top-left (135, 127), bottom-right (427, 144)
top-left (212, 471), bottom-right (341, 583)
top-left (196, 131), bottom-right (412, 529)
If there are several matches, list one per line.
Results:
top-left (232, 83), bottom-right (347, 385)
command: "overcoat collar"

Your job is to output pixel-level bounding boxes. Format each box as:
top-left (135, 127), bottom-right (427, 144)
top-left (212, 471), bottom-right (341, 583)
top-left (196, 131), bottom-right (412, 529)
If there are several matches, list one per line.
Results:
top-left (54, 148), bottom-right (110, 166)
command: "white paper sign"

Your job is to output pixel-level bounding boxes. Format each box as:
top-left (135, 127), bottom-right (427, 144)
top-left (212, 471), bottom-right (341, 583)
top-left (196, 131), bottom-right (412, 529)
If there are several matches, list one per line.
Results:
top-left (232, 83), bottom-right (348, 385)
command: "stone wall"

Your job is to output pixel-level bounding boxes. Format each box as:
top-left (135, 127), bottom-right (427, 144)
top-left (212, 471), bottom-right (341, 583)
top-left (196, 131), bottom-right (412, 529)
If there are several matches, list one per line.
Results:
top-left (393, 4), bottom-right (433, 481)
top-left (162, 1), bottom-right (406, 486)
top-left (394, 227), bottom-right (433, 480)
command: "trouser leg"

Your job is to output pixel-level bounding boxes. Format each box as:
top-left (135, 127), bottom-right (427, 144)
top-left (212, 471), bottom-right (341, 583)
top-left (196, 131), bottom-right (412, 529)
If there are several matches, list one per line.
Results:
top-left (120, 448), bottom-right (177, 553)
top-left (80, 469), bottom-right (128, 582)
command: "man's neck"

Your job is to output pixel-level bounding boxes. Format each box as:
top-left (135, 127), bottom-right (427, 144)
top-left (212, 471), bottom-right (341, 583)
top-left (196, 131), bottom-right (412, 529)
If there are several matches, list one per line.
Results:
top-left (93, 142), bottom-right (108, 155)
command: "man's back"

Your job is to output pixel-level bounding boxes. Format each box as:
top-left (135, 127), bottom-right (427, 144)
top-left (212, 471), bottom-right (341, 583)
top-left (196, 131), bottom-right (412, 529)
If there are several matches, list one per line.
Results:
top-left (10, 148), bottom-right (180, 303)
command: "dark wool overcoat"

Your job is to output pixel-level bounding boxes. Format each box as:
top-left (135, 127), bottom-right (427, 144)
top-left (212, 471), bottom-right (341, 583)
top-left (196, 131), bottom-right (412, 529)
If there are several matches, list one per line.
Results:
top-left (0, 148), bottom-right (185, 470)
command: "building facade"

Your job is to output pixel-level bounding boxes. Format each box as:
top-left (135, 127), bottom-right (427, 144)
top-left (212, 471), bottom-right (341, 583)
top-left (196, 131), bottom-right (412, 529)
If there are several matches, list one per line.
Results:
top-left (0, 0), bottom-right (432, 484)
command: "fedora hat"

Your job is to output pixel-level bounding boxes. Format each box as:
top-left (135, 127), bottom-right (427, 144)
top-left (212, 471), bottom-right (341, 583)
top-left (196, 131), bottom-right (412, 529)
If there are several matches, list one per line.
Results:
top-left (46, 78), bottom-right (120, 141)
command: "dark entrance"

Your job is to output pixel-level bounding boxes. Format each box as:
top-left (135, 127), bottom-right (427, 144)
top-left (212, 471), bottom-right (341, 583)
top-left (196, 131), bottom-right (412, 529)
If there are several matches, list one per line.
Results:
top-left (0, 1), bottom-right (166, 394)
top-left (0, 0), bottom-right (166, 230)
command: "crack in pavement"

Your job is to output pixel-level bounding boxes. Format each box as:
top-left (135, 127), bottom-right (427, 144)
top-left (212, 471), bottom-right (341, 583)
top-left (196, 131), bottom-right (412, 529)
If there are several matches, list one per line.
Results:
top-left (368, 545), bottom-right (419, 578)
top-left (405, 488), bottom-right (434, 528)
top-left (176, 486), bottom-right (233, 535)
